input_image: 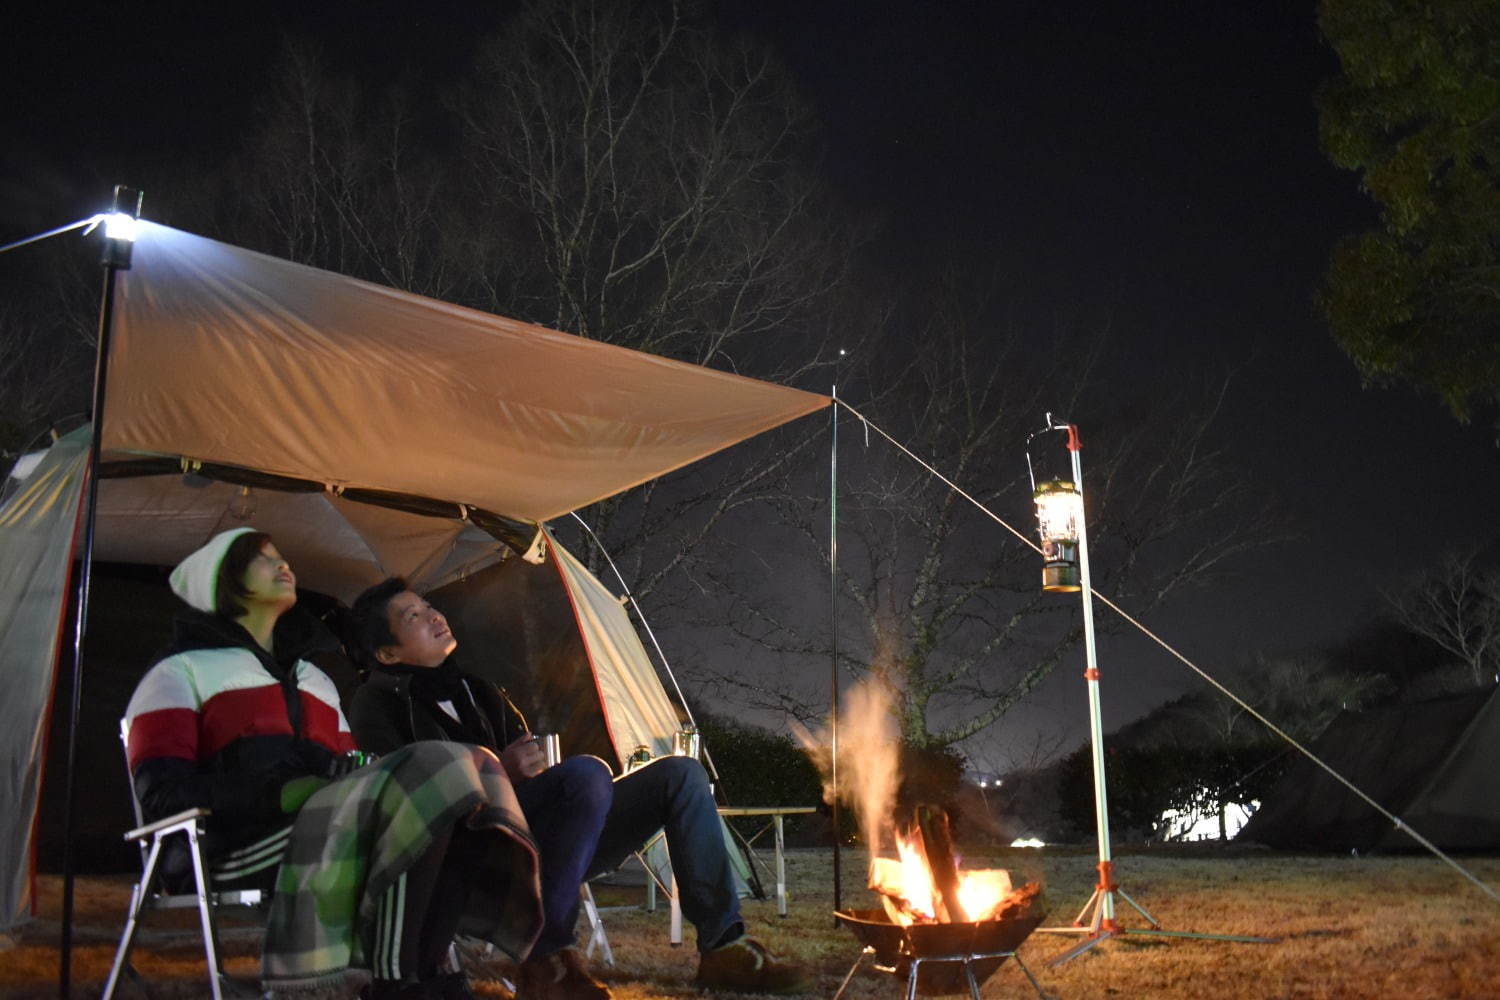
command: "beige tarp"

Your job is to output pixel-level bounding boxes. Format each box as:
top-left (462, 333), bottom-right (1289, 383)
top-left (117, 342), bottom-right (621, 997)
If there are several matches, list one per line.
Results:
top-left (107, 223), bottom-right (828, 523)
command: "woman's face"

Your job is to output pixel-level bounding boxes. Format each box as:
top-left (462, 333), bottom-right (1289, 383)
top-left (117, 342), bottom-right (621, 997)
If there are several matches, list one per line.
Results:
top-left (240, 542), bottom-right (298, 611)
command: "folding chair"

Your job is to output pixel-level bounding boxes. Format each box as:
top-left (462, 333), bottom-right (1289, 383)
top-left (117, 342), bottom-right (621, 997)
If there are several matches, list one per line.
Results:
top-left (103, 719), bottom-right (267, 1000)
top-left (579, 883), bottom-right (614, 966)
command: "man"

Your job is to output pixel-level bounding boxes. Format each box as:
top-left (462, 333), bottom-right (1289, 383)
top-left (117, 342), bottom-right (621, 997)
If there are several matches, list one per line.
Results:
top-left (347, 578), bottom-right (807, 999)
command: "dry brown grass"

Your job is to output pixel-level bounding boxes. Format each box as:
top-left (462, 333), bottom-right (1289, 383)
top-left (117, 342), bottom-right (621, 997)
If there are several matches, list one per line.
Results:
top-left (5, 847), bottom-right (1499, 999)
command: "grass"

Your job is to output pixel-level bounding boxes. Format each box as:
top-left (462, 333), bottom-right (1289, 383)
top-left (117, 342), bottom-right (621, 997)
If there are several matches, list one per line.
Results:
top-left (4, 846), bottom-right (1498, 999)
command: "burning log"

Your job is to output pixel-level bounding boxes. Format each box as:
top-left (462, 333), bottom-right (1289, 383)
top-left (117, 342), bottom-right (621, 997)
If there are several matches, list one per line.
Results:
top-left (910, 805), bottom-right (968, 923)
top-left (868, 804), bottom-right (1029, 928)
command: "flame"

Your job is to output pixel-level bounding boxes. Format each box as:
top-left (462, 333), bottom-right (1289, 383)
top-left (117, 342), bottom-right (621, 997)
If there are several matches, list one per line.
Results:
top-left (868, 830), bottom-right (1014, 926)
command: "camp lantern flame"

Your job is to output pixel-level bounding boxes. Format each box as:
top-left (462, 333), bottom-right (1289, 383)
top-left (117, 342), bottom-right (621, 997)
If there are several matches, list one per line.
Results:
top-left (1033, 479), bottom-right (1082, 593)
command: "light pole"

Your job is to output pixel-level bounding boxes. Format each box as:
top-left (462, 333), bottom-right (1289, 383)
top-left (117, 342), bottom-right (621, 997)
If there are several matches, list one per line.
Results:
top-left (1027, 414), bottom-right (1274, 965)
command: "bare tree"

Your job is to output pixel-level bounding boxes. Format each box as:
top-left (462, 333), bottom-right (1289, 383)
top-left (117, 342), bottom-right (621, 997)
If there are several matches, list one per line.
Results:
top-left (1386, 552), bottom-right (1500, 688)
top-left (451, 0), bottom-right (862, 594)
top-left (163, 3), bottom-right (865, 608)
top-left (693, 273), bottom-right (1284, 751)
top-left (0, 243), bottom-right (96, 463)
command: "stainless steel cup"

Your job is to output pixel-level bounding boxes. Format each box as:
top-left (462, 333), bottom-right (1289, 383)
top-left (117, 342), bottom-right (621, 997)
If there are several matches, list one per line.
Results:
top-left (672, 727), bottom-right (700, 758)
top-left (535, 732), bottom-right (561, 768)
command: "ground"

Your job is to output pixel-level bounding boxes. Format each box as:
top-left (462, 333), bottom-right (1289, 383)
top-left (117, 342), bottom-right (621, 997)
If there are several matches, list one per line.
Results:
top-left (4, 847), bottom-right (1498, 999)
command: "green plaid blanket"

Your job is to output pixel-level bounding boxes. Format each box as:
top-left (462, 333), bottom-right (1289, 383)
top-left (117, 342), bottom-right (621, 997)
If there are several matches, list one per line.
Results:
top-left (261, 740), bottom-right (542, 993)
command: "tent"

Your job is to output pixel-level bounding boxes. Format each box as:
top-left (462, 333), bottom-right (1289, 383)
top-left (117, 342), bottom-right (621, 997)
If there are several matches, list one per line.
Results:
top-left (0, 221), bottom-right (829, 932)
top-left (1236, 686), bottom-right (1500, 852)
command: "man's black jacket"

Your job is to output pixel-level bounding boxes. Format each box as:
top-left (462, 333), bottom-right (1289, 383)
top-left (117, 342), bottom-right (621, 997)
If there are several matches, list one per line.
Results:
top-left (348, 659), bottom-right (529, 756)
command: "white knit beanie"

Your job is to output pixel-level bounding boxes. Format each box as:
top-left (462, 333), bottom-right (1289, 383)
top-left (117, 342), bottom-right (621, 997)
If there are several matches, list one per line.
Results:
top-left (169, 526), bottom-right (259, 614)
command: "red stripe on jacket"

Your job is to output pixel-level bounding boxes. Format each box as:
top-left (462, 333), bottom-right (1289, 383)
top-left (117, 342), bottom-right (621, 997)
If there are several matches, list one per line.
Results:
top-left (131, 681), bottom-right (353, 766)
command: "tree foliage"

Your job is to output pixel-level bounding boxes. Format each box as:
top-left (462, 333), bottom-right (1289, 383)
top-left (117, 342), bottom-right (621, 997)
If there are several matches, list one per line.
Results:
top-left (1317, 0), bottom-right (1500, 430)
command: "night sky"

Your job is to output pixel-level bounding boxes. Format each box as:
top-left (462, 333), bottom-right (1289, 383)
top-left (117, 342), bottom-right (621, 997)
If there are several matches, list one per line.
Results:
top-left (4, 1), bottom-right (1498, 768)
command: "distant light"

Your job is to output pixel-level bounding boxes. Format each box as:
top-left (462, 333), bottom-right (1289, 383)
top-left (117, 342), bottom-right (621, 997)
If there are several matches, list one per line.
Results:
top-left (103, 212), bottom-right (139, 243)
top-left (1009, 838), bottom-right (1045, 849)
top-left (978, 780), bottom-right (987, 788)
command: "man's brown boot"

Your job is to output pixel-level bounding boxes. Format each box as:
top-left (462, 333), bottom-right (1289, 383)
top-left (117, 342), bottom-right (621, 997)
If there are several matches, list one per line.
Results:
top-left (515, 947), bottom-right (611, 1000)
top-left (695, 936), bottom-right (808, 994)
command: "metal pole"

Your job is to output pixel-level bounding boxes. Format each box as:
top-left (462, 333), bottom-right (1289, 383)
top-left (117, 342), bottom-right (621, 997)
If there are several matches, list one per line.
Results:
top-left (60, 187), bottom-right (139, 999)
top-left (1069, 426), bottom-right (1117, 931)
top-left (829, 385), bottom-right (842, 916)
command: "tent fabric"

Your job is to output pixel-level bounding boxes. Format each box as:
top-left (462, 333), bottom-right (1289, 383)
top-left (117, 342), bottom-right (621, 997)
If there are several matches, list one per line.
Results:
top-left (0, 430), bottom-right (88, 931)
top-left (546, 530), bottom-right (684, 765)
top-left (91, 470), bottom-right (511, 603)
top-left (1236, 687), bottom-right (1500, 852)
top-left (107, 223), bottom-right (829, 523)
top-left (432, 537), bottom-right (681, 772)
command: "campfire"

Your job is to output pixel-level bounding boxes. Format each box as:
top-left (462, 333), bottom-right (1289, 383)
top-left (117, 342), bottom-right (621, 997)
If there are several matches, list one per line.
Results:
top-left (800, 680), bottom-right (1048, 998)
top-left (867, 805), bottom-right (1031, 926)
top-left (838, 803), bottom-right (1046, 996)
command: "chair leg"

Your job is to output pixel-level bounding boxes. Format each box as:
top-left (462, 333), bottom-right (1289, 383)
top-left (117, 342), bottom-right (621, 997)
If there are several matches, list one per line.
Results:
top-left (103, 838), bottom-right (165, 1000)
top-left (579, 884), bottom-right (613, 968)
top-left (185, 826), bottom-right (227, 1000)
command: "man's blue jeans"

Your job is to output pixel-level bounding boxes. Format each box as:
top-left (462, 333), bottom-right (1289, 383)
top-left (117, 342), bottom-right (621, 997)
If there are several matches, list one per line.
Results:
top-left (516, 754), bottom-right (742, 956)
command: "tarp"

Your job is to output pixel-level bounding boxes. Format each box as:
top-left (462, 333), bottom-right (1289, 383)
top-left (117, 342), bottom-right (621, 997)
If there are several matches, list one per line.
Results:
top-left (107, 223), bottom-right (828, 523)
top-left (1236, 687), bottom-right (1500, 852)
top-left (0, 221), bottom-right (827, 930)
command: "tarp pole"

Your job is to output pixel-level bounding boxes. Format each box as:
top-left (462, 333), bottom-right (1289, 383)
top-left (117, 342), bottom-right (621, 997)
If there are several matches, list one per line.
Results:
top-left (829, 384), bottom-right (841, 916)
top-left (59, 187), bottom-right (139, 999)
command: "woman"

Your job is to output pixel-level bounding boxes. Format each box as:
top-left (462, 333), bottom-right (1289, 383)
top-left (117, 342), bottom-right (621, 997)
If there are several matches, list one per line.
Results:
top-left (124, 527), bottom-right (542, 999)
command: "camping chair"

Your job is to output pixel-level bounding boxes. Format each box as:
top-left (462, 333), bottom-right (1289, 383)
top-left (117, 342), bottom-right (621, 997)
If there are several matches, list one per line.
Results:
top-left (103, 719), bottom-right (266, 1000)
top-left (579, 883), bottom-right (614, 965)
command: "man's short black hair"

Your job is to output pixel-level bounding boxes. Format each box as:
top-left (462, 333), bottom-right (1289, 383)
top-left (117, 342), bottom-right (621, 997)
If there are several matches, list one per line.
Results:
top-left (348, 576), bottom-right (409, 669)
top-left (214, 530), bottom-right (272, 620)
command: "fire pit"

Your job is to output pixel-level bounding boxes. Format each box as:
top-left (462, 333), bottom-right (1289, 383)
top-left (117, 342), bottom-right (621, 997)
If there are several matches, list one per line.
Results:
top-left (833, 883), bottom-right (1048, 999)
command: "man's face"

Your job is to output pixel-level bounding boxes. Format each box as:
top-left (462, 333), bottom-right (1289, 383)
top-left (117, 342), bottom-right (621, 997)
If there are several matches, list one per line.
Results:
top-left (378, 590), bottom-right (457, 668)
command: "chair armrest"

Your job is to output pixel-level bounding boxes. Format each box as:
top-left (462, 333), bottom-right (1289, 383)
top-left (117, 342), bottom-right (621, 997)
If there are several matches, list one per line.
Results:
top-left (124, 807), bottom-right (211, 842)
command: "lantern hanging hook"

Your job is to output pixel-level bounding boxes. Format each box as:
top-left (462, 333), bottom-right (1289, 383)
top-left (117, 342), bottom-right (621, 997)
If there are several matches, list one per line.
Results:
top-left (1024, 412), bottom-right (1077, 493)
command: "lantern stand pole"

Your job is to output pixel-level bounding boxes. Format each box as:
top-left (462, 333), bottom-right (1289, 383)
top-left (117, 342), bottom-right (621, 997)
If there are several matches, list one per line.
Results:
top-left (60, 186), bottom-right (141, 999)
top-left (1028, 416), bottom-right (1275, 967)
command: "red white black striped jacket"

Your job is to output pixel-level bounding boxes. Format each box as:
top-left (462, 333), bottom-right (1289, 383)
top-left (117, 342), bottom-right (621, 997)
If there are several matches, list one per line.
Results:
top-left (124, 611), bottom-right (355, 853)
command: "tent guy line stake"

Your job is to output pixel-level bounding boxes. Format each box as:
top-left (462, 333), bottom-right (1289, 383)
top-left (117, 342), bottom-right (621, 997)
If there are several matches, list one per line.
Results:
top-left (833, 398), bottom-right (1500, 906)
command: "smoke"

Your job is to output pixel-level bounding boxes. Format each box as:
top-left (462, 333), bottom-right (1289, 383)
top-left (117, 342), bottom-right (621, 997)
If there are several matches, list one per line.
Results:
top-left (792, 675), bottom-right (902, 854)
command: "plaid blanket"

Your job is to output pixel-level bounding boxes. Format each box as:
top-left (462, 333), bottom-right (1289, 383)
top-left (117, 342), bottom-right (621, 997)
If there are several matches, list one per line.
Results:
top-left (261, 740), bottom-right (542, 993)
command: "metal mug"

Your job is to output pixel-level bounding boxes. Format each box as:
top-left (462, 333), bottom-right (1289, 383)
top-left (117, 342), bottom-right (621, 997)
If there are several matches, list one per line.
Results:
top-left (534, 732), bottom-right (561, 768)
top-left (672, 727), bottom-right (700, 759)
top-left (627, 744), bottom-right (653, 771)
